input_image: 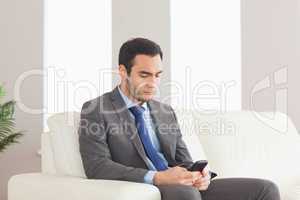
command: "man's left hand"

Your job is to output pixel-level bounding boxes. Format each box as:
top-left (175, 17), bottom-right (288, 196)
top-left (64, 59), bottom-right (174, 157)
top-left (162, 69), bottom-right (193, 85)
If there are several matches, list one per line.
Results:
top-left (192, 166), bottom-right (211, 191)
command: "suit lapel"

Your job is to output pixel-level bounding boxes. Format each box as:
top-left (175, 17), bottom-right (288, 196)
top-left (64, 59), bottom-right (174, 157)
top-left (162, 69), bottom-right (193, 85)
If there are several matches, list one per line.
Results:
top-left (110, 87), bottom-right (153, 169)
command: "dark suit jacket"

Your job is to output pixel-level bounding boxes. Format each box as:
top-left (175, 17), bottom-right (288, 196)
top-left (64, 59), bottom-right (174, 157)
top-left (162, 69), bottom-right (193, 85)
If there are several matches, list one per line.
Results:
top-left (78, 87), bottom-right (196, 183)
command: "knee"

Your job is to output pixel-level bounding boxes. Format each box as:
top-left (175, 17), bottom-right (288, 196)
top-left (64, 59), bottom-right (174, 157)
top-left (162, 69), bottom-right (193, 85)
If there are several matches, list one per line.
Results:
top-left (158, 185), bottom-right (202, 200)
top-left (259, 179), bottom-right (281, 200)
top-left (266, 180), bottom-right (280, 199)
top-left (185, 188), bottom-right (201, 200)
top-left (178, 187), bottom-right (201, 200)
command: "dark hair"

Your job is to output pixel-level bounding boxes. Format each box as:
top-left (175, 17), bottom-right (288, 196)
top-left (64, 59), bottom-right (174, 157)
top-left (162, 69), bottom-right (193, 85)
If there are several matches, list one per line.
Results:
top-left (118, 38), bottom-right (163, 74)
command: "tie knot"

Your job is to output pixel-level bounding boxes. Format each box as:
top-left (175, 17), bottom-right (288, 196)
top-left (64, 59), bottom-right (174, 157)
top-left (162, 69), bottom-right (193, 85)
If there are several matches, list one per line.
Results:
top-left (129, 106), bottom-right (145, 117)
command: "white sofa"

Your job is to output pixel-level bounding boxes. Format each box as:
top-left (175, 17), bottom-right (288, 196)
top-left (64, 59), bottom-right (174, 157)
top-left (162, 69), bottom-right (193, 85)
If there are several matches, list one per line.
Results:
top-left (8, 110), bottom-right (300, 200)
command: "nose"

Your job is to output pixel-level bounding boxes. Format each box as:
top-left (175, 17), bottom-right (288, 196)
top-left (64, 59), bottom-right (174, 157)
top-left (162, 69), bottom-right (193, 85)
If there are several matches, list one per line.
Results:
top-left (148, 75), bottom-right (159, 86)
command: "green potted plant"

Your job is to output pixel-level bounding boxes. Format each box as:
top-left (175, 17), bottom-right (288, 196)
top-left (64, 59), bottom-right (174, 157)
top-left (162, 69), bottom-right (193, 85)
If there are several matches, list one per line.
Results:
top-left (0, 84), bottom-right (23, 153)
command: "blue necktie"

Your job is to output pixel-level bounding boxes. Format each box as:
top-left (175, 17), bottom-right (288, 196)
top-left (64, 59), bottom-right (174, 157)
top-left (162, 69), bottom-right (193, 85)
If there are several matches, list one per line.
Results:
top-left (129, 106), bottom-right (168, 171)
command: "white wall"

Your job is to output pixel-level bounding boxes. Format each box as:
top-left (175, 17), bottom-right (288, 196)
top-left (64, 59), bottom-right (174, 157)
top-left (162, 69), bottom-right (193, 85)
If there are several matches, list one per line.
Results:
top-left (171, 0), bottom-right (241, 112)
top-left (44, 0), bottom-right (112, 130)
top-left (242, 0), bottom-right (300, 131)
top-left (112, 0), bottom-right (171, 102)
top-left (0, 1), bottom-right (43, 200)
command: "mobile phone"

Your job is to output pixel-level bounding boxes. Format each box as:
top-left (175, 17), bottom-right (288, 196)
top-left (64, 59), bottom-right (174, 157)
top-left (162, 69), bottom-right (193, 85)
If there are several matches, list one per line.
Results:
top-left (190, 160), bottom-right (208, 172)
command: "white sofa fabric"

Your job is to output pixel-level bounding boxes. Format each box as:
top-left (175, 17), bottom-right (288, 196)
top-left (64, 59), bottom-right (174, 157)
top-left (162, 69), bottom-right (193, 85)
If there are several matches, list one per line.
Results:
top-left (8, 173), bottom-right (160, 200)
top-left (182, 110), bottom-right (300, 200)
top-left (8, 110), bottom-right (300, 200)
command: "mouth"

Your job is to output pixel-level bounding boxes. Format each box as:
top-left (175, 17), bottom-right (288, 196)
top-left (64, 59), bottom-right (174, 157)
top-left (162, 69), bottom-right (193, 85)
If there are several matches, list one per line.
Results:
top-left (143, 91), bottom-right (154, 95)
top-left (144, 90), bottom-right (155, 93)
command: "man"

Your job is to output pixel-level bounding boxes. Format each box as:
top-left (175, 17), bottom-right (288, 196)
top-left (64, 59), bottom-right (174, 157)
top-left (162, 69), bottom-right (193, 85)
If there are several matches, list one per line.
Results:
top-left (78, 38), bottom-right (280, 200)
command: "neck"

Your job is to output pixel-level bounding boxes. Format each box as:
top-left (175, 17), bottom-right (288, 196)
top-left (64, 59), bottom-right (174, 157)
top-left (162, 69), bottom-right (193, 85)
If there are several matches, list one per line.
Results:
top-left (119, 83), bottom-right (144, 106)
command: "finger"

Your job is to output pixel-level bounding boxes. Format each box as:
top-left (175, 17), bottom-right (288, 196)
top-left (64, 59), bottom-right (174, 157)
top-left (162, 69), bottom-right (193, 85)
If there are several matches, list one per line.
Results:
top-left (176, 166), bottom-right (188, 171)
top-left (173, 166), bottom-right (187, 174)
top-left (199, 177), bottom-right (206, 183)
top-left (198, 183), bottom-right (210, 190)
top-left (198, 186), bottom-right (209, 191)
top-left (202, 166), bottom-right (209, 175)
top-left (179, 177), bottom-right (194, 185)
top-left (181, 172), bottom-right (194, 179)
top-left (193, 178), bottom-right (205, 186)
top-left (179, 178), bottom-right (194, 186)
top-left (202, 178), bottom-right (210, 186)
top-left (191, 171), bottom-right (202, 180)
top-left (204, 173), bottom-right (211, 181)
top-left (198, 178), bottom-right (210, 187)
top-left (194, 178), bottom-right (204, 184)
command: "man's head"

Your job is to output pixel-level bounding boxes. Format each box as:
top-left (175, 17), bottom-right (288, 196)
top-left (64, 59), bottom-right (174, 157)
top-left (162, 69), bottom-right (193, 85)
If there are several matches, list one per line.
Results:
top-left (118, 38), bottom-right (163, 103)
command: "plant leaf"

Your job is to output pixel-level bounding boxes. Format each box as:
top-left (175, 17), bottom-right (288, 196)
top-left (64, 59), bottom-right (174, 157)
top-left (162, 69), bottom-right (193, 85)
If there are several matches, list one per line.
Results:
top-left (0, 100), bottom-right (15, 120)
top-left (0, 132), bottom-right (23, 153)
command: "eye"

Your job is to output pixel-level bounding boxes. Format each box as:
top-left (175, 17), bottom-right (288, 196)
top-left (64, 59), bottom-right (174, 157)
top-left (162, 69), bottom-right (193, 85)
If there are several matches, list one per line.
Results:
top-left (140, 74), bottom-right (148, 78)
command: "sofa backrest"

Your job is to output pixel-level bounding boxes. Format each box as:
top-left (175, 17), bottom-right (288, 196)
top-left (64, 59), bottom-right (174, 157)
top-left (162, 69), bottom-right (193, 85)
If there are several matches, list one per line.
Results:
top-left (42, 112), bottom-right (86, 177)
top-left (190, 110), bottom-right (300, 181)
top-left (42, 110), bottom-right (300, 183)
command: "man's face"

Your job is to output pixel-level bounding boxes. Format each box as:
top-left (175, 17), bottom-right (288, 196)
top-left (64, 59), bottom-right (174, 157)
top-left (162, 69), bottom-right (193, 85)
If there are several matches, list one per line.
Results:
top-left (121, 54), bottom-right (163, 102)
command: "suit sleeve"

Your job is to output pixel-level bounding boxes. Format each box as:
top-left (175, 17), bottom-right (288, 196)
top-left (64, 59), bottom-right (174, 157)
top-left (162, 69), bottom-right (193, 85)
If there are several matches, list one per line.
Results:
top-left (169, 107), bottom-right (194, 168)
top-left (78, 100), bottom-right (148, 183)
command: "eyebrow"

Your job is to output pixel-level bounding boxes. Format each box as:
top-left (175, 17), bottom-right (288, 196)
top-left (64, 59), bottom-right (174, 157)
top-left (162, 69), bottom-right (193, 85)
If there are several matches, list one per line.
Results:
top-left (139, 70), bottom-right (163, 75)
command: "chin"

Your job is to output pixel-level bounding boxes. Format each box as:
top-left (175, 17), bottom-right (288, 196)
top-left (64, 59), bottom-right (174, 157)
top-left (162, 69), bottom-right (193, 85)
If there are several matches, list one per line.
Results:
top-left (140, 94), bottom-right (154, 102)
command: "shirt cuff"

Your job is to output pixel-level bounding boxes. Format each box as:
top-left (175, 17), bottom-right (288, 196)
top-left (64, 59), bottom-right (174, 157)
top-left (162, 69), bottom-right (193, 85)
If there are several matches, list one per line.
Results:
top-left (143, 170), bottom-right (157, 184)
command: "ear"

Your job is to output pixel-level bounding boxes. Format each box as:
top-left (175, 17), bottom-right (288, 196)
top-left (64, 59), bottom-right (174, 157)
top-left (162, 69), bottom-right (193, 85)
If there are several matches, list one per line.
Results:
top-left (119, 64), bottom-right (128, 79)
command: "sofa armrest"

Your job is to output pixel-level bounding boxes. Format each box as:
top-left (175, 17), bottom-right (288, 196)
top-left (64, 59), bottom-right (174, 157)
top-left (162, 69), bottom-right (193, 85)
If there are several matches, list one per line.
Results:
top-left (8, 173), bottom-right (161, 200)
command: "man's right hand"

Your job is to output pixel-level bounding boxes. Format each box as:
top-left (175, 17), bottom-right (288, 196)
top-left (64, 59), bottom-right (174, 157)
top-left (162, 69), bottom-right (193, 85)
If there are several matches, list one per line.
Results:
top-left (153, 166), bottom-right (201, 186)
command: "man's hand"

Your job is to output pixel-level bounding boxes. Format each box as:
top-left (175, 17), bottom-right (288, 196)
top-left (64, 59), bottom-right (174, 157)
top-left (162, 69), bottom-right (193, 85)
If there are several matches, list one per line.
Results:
top-left (192, 166), bottom-right (211, 191)
top-left (153, 166), bottom-right (201, 186)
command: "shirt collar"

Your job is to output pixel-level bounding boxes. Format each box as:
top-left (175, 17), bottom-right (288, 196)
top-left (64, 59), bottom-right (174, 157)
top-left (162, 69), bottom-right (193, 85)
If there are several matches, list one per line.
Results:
top-left (118, 86), bottom-right (148, 110)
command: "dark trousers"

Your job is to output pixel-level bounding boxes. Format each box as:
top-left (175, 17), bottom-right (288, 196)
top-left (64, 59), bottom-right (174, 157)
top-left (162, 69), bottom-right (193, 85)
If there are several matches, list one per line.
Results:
top-left (157, 178), bottom-right (280, 200)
